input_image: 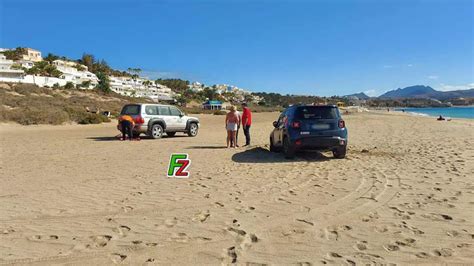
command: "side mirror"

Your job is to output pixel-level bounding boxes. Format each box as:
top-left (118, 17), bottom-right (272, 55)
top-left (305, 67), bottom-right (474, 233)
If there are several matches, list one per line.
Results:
top-left (273, 121), bottom-right (278, 128)
top-left (179, 113), bottom-right (184, 117)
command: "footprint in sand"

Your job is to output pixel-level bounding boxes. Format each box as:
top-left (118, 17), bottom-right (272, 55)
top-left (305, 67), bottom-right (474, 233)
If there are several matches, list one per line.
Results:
top-left (132, 240), bottom-right (143, 245)
top-left (193, 210), bottom-right (210, 222)
top-left (2, 228), bottom-right (15, 235)
top-left (164, 217), bottom-right (178, 227)
top-left (226, 246), bottom-right (238, 263)
top-left (90, 235), bottom-right (113, 247)
top-left (395, 238), bottom-right (416, 247)
top-left (432, 248), bottom-right (453, 257)
top-left (121, 206), bottom-right (134, 212)
top-left (354, 241), bottom-right (368, 251)
top-left (415, 252), bottom-right (430, 258)
top-left (384, 244), bottom-right (400, 252)
top-left (113, 225), bottom-right (131, 237)
top-left (170, 232), bottom-right (189, 243)
top-left (228, 227), bottom-right (246, 236)
top-left (110, 253), bottom-right (127, 263)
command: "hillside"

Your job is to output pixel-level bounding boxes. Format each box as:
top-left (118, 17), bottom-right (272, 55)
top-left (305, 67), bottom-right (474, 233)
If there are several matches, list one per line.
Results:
top-left (0, 83), bottom-right (150, 125)
top-left (344, 92), bottom-right (370, 99)
top-left (379, 85), bottom-right (474, 100)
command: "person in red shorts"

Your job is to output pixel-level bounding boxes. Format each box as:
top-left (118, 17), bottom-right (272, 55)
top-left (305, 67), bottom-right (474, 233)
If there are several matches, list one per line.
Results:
top-left (241, 102), bottom-right (252, 146)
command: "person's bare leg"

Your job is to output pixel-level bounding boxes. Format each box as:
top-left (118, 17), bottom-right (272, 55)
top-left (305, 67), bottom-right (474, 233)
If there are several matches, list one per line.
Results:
top-left (226, 130), bottom-right (230, 148)
top-left (232, 131), bottom-right (237, 148)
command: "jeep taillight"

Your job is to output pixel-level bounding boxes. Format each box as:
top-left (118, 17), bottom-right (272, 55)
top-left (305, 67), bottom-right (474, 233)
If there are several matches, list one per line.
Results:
top-left (292, 121), bottom-right (301, 129)
top-left (135, 115), bottom-right (145, 124)
top-left (338, 120), bottom-right (345, 128)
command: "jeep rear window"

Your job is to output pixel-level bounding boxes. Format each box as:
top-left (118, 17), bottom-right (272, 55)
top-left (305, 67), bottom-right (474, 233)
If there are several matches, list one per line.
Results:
top-left (295, 106), bottom-right (339, 119)
top-left (121, 105), bottom-right (140, 115)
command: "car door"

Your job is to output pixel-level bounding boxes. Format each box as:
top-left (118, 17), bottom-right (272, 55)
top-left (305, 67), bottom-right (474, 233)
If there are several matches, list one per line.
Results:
top-left (169, 106), bottom-right (186, 130)
top-left (143, 105), bottom-right (158, 125)
top-left (275, 111), bottom-right (287, 146)
top-left (157, 106), bottom-right (174, 130)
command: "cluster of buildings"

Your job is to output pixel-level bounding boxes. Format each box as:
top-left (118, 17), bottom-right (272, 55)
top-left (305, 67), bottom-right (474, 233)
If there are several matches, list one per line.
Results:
top-left (0, 47), bottom-right (177, 101)
top-left (0, 47), bottom-right (100, 89)
top-left (0, 47), bottom-right (263, 105)
top-left (109, 76), bottom-right (175, 101)
top-left (188, 82), bottom-right (263, 104)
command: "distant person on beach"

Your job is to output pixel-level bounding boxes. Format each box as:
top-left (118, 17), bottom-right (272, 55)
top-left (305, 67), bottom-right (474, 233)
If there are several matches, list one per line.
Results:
top-left (233, 108), bottom-right (242, 147)
top-left (437, 115), bottom-right (445, 121)
top-left (241, 103), bottom-right (252, 146)
top-left (225, 106), bottom-right (239, 148)
top-left (119, 115), bottom-right (135, 141)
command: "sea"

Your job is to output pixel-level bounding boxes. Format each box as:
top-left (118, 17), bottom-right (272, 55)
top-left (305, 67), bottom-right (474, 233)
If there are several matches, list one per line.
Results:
top-left (396, 106), bottom-right (474, 119)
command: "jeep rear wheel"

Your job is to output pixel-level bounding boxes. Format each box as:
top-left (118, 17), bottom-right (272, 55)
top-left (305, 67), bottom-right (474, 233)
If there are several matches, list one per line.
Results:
top-left (283, 137), bottom-right (295, 159)
top-left (333, 146), bottom-right (347, 159)
top-left (150, 124), bottom-right (164, 139)
top-left (187, 123), bottom-right (198, 137)
top-left (269, 137), bottom-right (279, 152)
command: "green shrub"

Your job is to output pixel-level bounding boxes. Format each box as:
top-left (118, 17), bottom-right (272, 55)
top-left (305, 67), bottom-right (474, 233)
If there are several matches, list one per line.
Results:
top-left (2, 108), bottom-right (70, 125)
top-left (77, 113), bottom-right (110, 124)
top-left (64, 82), bottom-right (75, 90)
top-left (213, 110), bottom-right (227, 115)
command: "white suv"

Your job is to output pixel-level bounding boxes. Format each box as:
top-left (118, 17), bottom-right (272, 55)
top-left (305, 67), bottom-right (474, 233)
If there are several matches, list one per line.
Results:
top-left (119, 103), bottom-right (200, 139)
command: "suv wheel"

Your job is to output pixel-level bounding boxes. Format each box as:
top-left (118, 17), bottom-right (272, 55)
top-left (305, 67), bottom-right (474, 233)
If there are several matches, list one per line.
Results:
top-left (167, 132), bottom-right (176, 137)
top-left (333, 146), bottom-right (347, 159)
top-left (283, 137), bottom-right (296, 159)
top-left (269, 137), bottom-right (279, 152)
top-left (187, 123), bottom-right (198, 137)
top-left (150, 124), bottom-right (164, 139)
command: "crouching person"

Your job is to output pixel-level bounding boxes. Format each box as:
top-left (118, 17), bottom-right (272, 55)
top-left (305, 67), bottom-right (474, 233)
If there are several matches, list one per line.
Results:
top-left (119, 115), bottom-right (135, 141)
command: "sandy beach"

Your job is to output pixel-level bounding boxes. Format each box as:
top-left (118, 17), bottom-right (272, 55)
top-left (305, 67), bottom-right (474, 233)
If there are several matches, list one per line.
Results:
top-left (0, 111), bottom-right (473, 265)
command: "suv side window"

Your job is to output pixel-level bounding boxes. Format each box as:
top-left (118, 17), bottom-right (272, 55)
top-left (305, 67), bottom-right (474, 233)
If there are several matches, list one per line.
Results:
top-left (145, 105), bottom-right (158, 115)
top-left (158, 106), bottom-right (170, 116)
top-left (169, 106), bottom-right (181, 116)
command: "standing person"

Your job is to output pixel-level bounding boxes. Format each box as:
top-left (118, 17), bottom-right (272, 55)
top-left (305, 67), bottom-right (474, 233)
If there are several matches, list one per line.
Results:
top-left (225, 106), bottom-right (239, 148)
top-left (233, 108), bottom-right (242, 147)
top-left (118, 115), bottom-right (135, 141)
top-left (241, 102), bottom-right (252, 146)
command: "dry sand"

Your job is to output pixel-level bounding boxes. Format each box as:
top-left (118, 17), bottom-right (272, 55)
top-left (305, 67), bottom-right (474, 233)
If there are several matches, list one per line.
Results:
top-left (0, 111), bottom-right (473, 265)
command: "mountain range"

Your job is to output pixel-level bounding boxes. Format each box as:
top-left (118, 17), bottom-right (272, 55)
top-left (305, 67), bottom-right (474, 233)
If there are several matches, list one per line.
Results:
top-left (345, 85), bottom-right (474, 100)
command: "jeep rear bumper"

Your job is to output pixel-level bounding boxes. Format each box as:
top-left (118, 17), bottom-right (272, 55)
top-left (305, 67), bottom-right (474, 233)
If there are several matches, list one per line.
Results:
top-left (292, 136), bottom-right (347, 150)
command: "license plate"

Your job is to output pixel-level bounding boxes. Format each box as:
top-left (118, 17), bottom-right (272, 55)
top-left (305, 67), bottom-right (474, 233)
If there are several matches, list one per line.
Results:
top-left (312, 124), bottom-right (330, 130)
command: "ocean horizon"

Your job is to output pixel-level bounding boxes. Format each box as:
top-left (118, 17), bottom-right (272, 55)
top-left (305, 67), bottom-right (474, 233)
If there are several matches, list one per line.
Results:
top-left (396, 106), bottom-right (474, 119)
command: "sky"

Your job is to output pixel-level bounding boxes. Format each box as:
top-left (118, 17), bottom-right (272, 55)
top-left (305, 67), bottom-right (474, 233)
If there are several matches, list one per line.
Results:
top-left (0, 0), bottom-right (473, 96)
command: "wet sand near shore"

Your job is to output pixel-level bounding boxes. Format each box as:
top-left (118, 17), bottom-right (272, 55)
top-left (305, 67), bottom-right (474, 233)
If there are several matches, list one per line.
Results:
top-left (0, 112), bottom-right (473, 264)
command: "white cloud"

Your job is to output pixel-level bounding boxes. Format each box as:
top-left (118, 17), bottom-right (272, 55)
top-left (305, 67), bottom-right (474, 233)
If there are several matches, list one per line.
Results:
top-left (363, 89), bottom-right (378, 97)
top-left (407, 64), bottom-right (413, 67)
top-left (427, 75), bottom-right (438, 80)
top-left (437, 83), bottom-right (474, 91)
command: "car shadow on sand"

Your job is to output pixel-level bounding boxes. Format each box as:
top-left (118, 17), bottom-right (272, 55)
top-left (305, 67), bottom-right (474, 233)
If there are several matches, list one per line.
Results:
top-left (232, 147), bottom-right (331, 163)
top-left (87, 134), bottom-right (188, 142)
top-left (186, 145), bottom-right (228, 149)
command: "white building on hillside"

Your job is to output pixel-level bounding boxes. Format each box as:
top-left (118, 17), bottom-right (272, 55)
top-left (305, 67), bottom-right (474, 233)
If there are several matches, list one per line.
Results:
top-left (109, 76), bottom-right (175, 101)
top-left (0, 54), bottom-right (24, 82)
top-left (52, 59), bottom-right (98, 88)
top-left (188, 81), bottom-right (204, 92)
top-left (22, 48), bottom-right (42, 62)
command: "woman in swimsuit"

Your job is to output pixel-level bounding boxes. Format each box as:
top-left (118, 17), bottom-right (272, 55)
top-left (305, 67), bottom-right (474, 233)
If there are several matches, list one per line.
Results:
top-left (225, 106), bottom-right (239, 148)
